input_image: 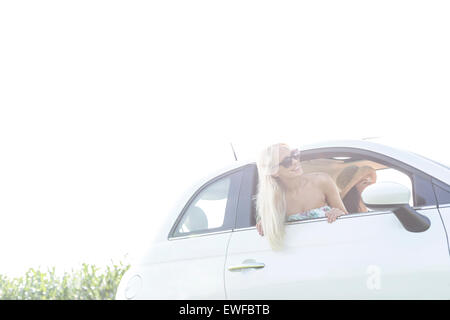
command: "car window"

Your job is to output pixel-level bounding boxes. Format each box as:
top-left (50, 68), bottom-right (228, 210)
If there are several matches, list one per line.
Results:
top-left (434, 183), bottom-right (450, 206)
top-left (300, 157), bottom-right (416, 215)
top-left (412, 174), bottom-right (437, 207)
top-left (302, 157), bottom-right (428, 217)
top-left (173, 174), bottom-right (235, 237)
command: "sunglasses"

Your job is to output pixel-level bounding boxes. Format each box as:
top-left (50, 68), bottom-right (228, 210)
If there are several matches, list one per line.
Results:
top-left (279, 149), bottom-right (301, 168)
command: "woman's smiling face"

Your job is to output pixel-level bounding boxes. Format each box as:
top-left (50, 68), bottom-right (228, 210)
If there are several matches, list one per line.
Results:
top-left (273, 145), bottom-right (304, 180)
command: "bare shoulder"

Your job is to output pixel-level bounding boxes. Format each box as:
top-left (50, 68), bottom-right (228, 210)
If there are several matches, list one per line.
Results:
top-left (304, 172), bottom-right (332, 184)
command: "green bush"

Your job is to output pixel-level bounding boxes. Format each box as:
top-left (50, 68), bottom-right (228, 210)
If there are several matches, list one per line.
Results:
top-left (0, 260), bottom-right (130, 300)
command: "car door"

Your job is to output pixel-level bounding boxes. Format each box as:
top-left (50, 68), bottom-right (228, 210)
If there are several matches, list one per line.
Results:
top-left (136, 168), bottom-right (243, 299)
top-left (224, 156), bottom-right (450, 299)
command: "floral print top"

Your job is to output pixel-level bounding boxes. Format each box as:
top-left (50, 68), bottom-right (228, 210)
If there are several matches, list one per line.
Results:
top-left (286, 205), bottom-right (331, 222)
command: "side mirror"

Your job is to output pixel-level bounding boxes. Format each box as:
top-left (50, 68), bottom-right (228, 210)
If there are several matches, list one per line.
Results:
top-left (361, 182), bottom-right (411, 211)
top-left (362, 182), bottom-right (430, 232)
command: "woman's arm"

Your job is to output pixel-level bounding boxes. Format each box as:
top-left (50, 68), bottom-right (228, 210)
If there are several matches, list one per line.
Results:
top-left (318, 173), bottom-right (348, 214)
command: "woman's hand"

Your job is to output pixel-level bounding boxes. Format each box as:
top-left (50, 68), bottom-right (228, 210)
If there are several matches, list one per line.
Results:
top-left (326, 208), bottom-right (346, 223)
top-left (256, 221), bottom-right (264, 236)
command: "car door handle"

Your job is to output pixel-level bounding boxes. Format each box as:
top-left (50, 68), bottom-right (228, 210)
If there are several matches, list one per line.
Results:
top-left (228, 261), bottom-right (265, 272)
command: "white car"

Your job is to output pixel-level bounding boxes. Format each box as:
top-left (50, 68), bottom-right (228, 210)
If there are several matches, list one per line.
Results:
top-left (116, 140), bottom-right (450, 300)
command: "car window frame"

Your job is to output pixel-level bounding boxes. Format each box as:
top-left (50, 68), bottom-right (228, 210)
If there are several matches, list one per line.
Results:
top-left (233, 147), bottom-right (438, 230)
top-left (235, 164), bottom-right (258, 230)
top-left (168, 167), bottom-right (244, 240)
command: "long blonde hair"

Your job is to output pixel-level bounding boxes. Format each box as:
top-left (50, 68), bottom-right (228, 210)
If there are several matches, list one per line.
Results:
top-left (256, 143), bottom-right (289, 250)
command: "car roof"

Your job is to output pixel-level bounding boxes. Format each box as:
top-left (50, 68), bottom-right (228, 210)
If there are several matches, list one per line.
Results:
top-left (300, 140), bottom-right (450, 183)
top-left (204, 139), bottom-right (449, 180)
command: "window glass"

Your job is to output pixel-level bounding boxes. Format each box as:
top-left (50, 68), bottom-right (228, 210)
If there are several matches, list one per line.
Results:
top-left (174, 176), bottom-right (231, 236)
top-left (434, 184), bottom-right (450, 206)
top-left (412, 174), bottom-right (436, 207)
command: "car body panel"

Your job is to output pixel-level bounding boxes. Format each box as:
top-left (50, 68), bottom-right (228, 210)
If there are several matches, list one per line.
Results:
top-left (438, 206), bottom-right (450, 253)
top-left (225, 208), bottom-right (450, 299)
top-left (117, 232), bottom-right (232, 299)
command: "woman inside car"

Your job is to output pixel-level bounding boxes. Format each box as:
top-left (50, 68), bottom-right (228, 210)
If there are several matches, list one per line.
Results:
top-left (336, 165), bottom-right (377, 214)
top-left (255, 143), bottom-right (348, 250)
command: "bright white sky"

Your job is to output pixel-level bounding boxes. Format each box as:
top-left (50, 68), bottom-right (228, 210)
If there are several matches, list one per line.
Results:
top-left (1, 1), bottom-right (449, 277)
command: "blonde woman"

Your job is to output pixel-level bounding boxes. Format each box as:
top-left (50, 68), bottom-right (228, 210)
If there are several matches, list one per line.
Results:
top-left (256, 143), bottom-right (348, 249)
